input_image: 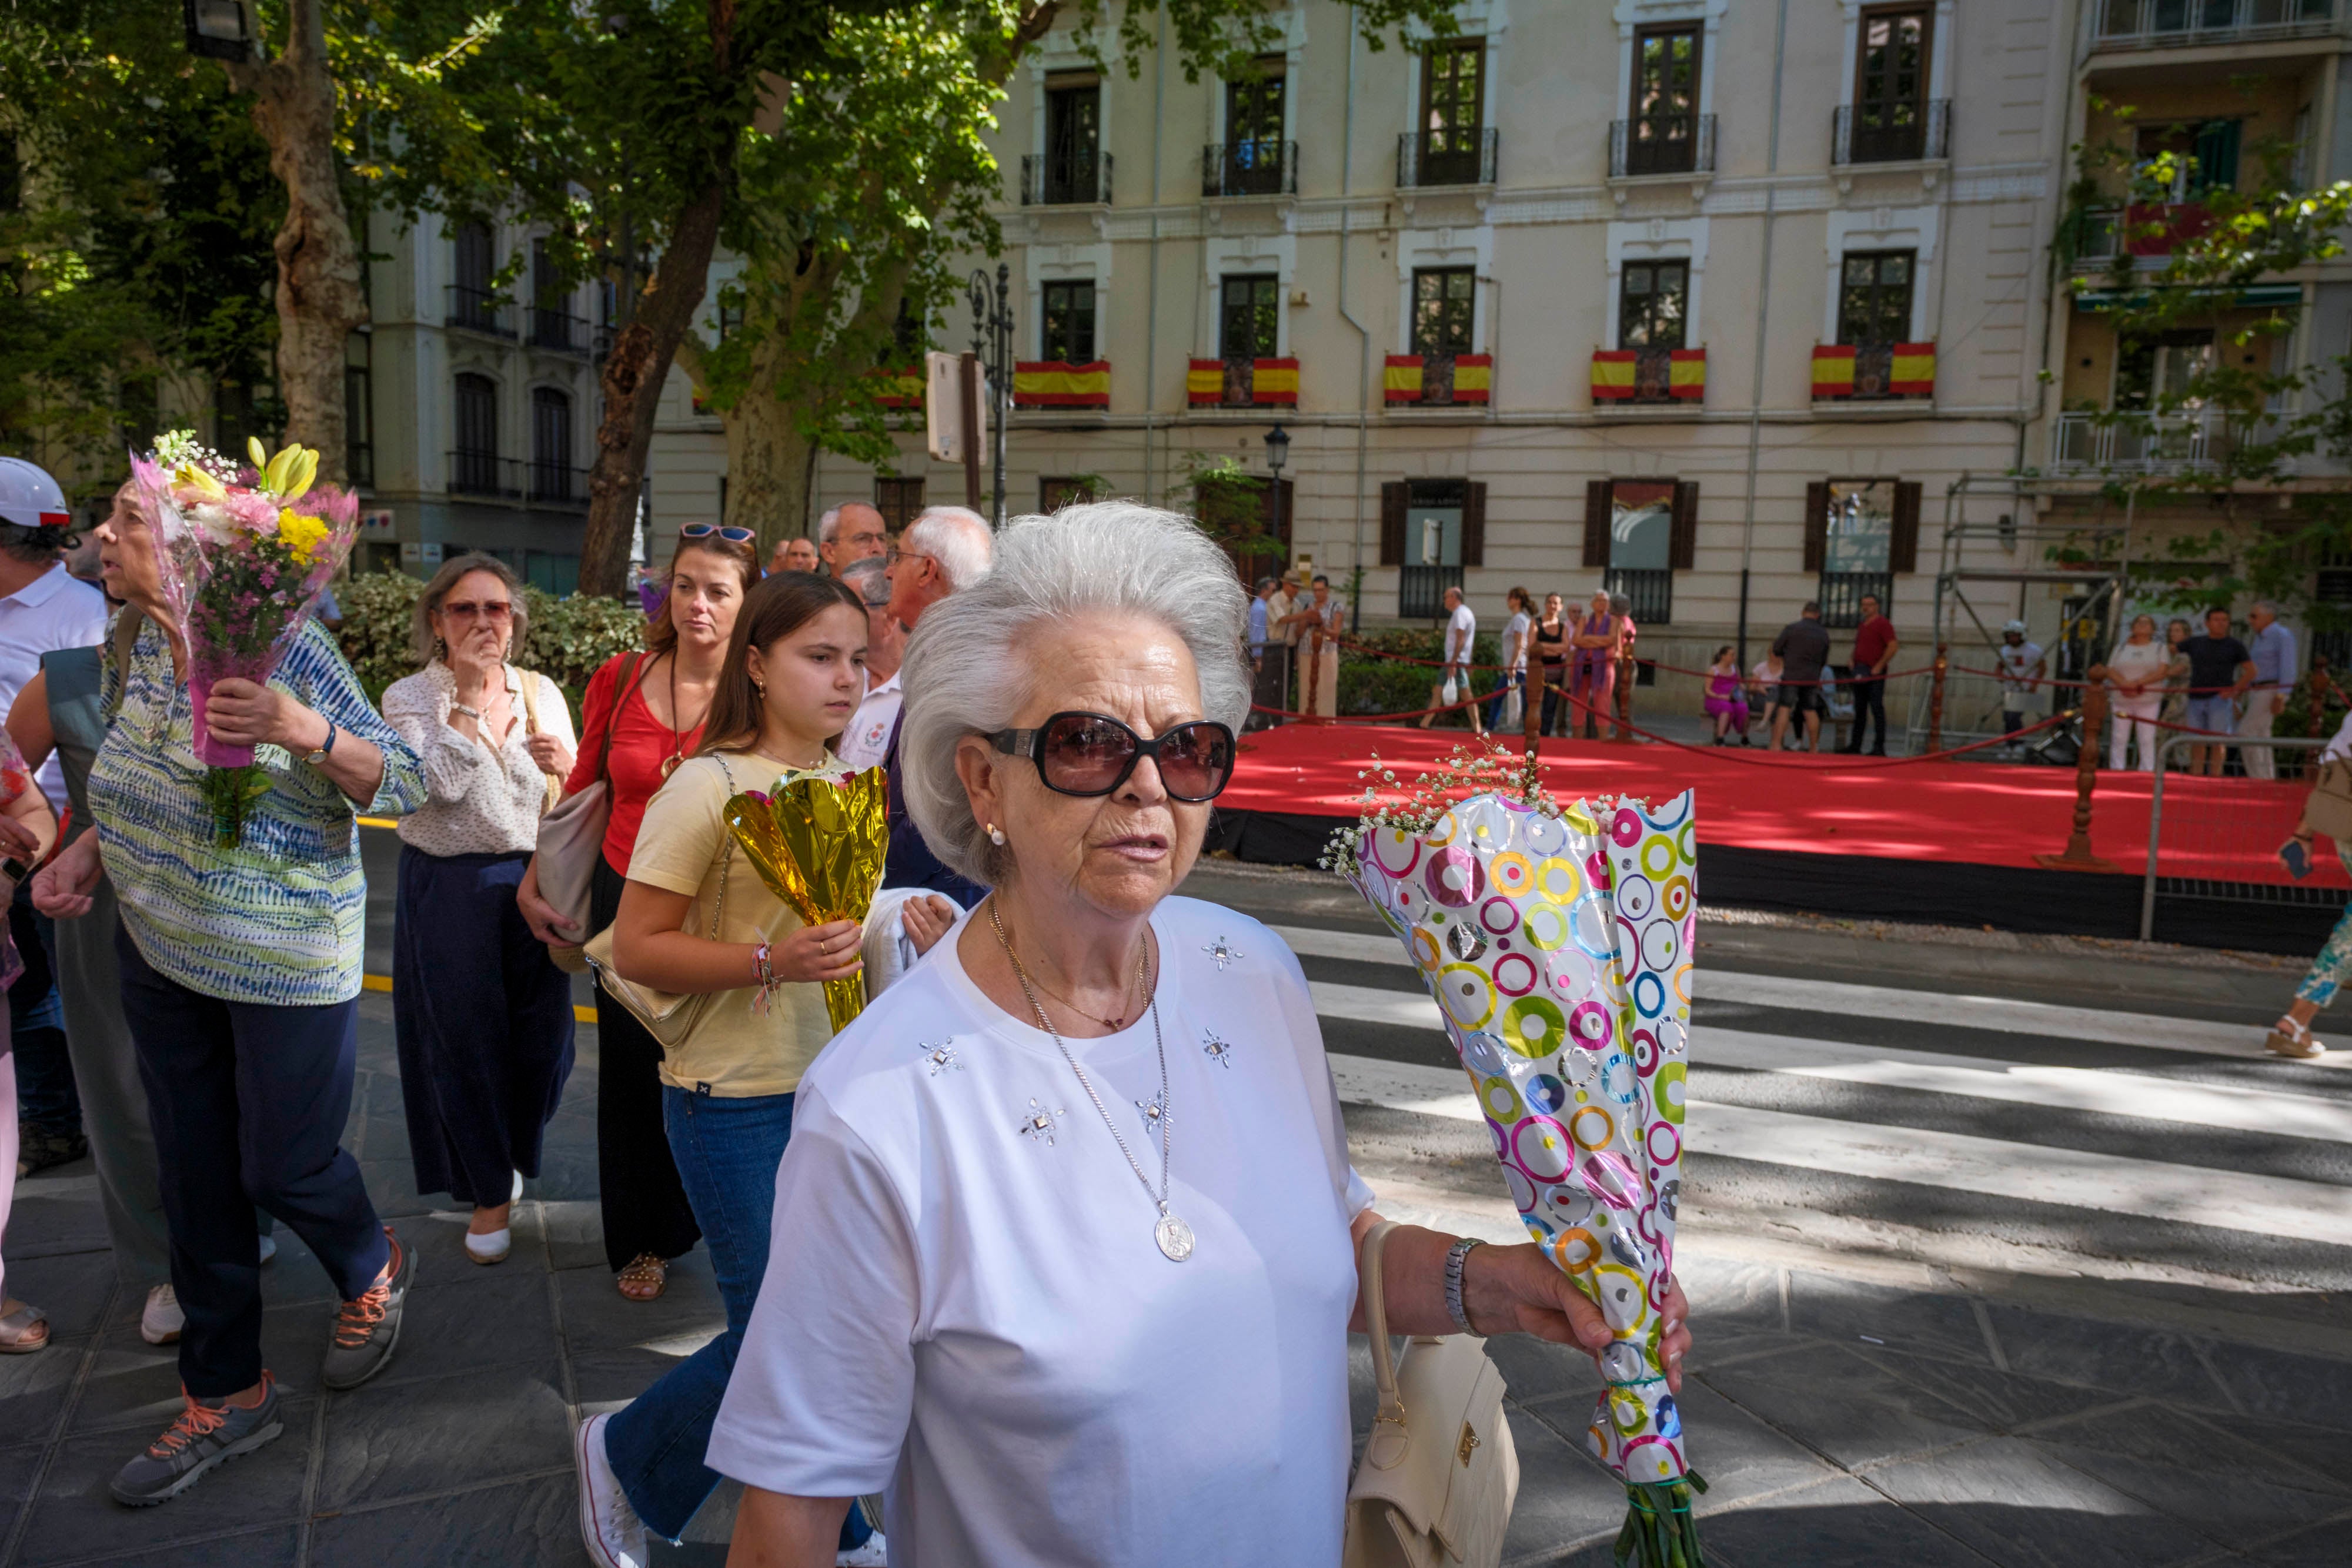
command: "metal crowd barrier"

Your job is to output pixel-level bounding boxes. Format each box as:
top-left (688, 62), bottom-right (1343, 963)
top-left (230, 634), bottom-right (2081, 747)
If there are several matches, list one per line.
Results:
top-left (2141, 732), bottom-right (2346, 940)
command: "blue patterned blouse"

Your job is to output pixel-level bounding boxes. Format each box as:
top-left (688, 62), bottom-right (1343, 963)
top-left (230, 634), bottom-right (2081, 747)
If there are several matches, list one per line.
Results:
top-left (89, 616), bottom-right (425, 1005)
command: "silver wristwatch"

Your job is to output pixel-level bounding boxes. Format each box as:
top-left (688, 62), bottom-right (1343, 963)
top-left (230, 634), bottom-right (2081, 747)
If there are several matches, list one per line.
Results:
top-left (1444, 1236), bottom-right (1485, 1338)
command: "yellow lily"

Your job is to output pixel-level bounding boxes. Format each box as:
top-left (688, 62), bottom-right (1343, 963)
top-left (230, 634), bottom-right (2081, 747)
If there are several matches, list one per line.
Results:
top-left (174, 463), bottom-right (228, 503)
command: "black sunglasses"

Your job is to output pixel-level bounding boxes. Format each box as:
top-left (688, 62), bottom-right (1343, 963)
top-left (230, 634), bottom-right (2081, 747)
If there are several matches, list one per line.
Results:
top-left (989, 711), bottom-right (1237, 802)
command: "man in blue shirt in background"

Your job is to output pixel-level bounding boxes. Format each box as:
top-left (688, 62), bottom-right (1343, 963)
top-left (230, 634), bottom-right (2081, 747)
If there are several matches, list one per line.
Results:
top-left (2240, 600), bottom-right (2297, 780)
top-left (1246, 576), bottom-right (1278, 730)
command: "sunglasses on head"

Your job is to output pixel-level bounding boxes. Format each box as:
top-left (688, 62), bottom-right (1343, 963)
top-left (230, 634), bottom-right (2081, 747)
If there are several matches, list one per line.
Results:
top-left (680, 523), bottom-right (756, 544)
top-left (989, 711), bottom-right (1237, 803)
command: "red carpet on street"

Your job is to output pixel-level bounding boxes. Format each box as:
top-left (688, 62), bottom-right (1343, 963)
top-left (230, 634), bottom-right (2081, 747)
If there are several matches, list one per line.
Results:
top-left (1221, 723), bottom-right (2337, 891)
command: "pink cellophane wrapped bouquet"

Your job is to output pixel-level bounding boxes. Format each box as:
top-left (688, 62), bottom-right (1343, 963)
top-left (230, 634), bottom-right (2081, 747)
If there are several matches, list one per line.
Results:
top-left (131, 432), bottom-right (360, 844)
top-left (1329, 745), bottom-right (1706, 1567)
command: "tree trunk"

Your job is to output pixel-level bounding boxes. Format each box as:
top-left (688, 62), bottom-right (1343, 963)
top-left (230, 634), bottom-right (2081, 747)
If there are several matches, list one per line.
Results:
top-left (578, 179), bottom-right (730, 596)
top-left (722, 380), bottom-right (815, 547)
top-left (230, 0), bottom-right (367, 484)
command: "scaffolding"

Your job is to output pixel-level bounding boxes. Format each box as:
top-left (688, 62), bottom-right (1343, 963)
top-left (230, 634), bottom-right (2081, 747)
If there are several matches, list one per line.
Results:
top-left (1909, 473), bottom-right (2134, 760)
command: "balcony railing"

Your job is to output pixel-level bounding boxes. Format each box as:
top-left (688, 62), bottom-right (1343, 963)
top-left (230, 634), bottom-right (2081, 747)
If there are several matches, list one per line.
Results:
top-left (527, 307), bottom-right (592, 354)
top-left (1399, 564), bottom-right (1465, 621)
top-left (444, 284), bottom-right (513, 338)
top-left (1020, 151), bottom-right (1114, 206)
top-left (1398, 128), bottom-right (1498, 188)
top-left (1813, 342), bottom-right (1936, 401)
top-left (1609, 114), bottom-right (1715, 178)
top-left (1203, 139), bottom-right (1295, 197)
top-left (1832, 99), bottom-right (1951, 165)
top-left (1605, 567), bottom-right (1673, 626)
top-left (1592, 347), bottom-right (1705, 404)
top-left (2048, 408), bottom-right (2290, 474)
top-left (2094, 0), bottom-right (2337, 48)
top-left (446, 451), bottom-right (592, 507)
top-left (1818, 571), bottom-right (1893, 631)
top-left (1187, 356), bottom-right (1298, 408)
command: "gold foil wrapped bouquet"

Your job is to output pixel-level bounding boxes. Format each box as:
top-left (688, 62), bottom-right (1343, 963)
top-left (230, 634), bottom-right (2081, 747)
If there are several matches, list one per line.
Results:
top-left (723, 766), bottom-right (890, 1032)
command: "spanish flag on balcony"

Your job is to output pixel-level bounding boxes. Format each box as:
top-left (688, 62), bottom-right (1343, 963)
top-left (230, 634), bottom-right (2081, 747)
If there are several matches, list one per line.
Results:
top-left (1668, 350), bottom-right (1703, 399)
top-left (1384, 355), bottom-right (1424, 403)
top-left (1591, 350), bottom-right (1637, 402)
top-left (1251, 357), bottom-right (1299, 404)
top-left (1012, 360), bottom-right (1111, 409)
top-left (1811, 346), bottom-right (1855, 399)
top-left (1889, 343), bottom-right (1936, 396)
top-left (1452, 354), bottom-right (1492, 403)
top-left (870, 367), bottom-right (924, 409)
top-left (1187, 359), bottom-right (1225, 405)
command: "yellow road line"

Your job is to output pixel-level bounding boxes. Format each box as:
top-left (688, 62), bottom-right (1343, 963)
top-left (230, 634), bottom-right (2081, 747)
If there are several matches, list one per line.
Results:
top-left (363, 971), bottom-right (597, 1024)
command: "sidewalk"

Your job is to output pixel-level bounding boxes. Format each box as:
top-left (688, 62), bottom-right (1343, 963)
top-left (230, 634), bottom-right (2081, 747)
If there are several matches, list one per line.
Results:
top-left (6, 959), bottom-right (2352, 1564)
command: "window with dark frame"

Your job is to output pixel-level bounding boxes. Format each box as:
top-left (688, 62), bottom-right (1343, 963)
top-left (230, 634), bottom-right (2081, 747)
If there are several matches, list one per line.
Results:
top-left (2134, 120), bottom-right (2241, 202)
top-left (1045, 77), bottom-right (1102, 203)
top-left (1852, 7), bottom-right (1931, 161)
top-left (1220, 275), bottom-right (1281, 361)
top-left (1040, 476), bottom-right (1100, 511)
top-left (1419, 39), bottom-right (1486, 183)
top-left (452, 222), bottom-right (497, 332)
top-left (452, 373), bottom-right (498, 494)
top-left (1216, 58), bottom-right (1289, 196)
top-left (1411, 268), bottom-right (1476, 358)
top-left (1629, 26), bottom-right (1701, 175)
top-left (1618, 261), bottom-right (1688, 350)
top-left (1040, 280), bottom-right (1097, 363)
top-left (873, 476), bottom-right (925, 531)
top-left (530, 387), bottom-right (572, 500)
top-left (1836, 250), bottom-right (1915, 346)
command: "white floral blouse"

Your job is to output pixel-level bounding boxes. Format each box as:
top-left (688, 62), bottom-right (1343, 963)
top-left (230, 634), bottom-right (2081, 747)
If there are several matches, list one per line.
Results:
top-left (381, 662), bottom-right (577, 857)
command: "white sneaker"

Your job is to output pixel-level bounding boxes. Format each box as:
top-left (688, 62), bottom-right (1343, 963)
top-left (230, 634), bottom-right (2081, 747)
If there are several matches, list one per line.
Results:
top-left (139, 1283), bottom-right (184, 1346)
top-left (575, 1412), bottom-right (649, 1568)
top-left (837, 1532), bottom-right (888, 1567)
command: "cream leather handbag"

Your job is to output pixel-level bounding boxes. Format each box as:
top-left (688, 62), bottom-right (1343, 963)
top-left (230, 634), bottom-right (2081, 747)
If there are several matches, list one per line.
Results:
top-left (1344, 1222), bottom-right (1520, 1568)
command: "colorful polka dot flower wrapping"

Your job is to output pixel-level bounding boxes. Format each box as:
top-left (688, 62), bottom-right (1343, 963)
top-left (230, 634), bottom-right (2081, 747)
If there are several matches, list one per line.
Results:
top-left (1341, 784), bottom-right (1706, 1567)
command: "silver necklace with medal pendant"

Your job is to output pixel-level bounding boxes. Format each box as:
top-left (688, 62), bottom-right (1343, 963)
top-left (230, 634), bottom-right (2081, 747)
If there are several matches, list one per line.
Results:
top-left (990, 900), bottom-right (1192, 1263)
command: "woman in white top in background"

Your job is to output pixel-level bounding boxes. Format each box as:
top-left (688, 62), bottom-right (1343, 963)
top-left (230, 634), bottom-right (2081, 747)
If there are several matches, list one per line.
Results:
top-left (2104, 614), bottom-right (2169, 773)
top-left (381, 554), bottom-right (579, 1265)
top-left (706, 503), bottom-right (1690, 1568)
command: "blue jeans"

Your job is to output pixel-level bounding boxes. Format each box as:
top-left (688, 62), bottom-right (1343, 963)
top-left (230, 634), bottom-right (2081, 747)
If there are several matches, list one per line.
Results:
top-left (606, 1088), bottom-right (873, 1550)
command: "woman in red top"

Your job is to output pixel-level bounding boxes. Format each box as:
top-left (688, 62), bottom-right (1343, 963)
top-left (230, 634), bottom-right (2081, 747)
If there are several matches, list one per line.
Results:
top-left (520, 526), bottom-right (759, 1299)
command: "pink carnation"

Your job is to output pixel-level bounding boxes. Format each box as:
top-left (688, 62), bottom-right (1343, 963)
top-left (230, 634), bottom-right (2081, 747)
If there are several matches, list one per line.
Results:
top-left (226, 490), bottom-right (280, 532)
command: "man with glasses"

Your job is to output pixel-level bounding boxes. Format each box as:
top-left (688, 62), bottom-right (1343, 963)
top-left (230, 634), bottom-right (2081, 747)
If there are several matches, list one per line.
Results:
top-left (817, 502), bottom-right (889, 577)
top-left (882, 507), bottom-right (996, 906)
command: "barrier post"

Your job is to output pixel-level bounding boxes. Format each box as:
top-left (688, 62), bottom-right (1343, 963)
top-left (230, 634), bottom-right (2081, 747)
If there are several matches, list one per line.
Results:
top-left (1523, 665), bottom-right (1544, 762)
top-left (1927, 644), bottom-right (1947, 754)
top-left (1615, 649), bottom-right (1636, 742)
top-left (2036, 663), bottom-right (2120, 872)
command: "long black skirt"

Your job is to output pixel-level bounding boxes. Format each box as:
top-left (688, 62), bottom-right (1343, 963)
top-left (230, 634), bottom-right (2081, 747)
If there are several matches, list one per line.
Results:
top-left (589, 855), bottom-right (703, 1270)
top-left (393, 845), bottom-right (576, 1208)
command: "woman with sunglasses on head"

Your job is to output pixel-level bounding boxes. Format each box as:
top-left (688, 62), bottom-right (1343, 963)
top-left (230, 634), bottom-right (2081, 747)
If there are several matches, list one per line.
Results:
top-left (382, 554), bottom-right (578, 1267)
top-left (575, 571), bottom-right (884, 1568)
top-left (700, 504), bottom-right (1692, 1568)
top-left (519, 521), bottom-right (758, 1301)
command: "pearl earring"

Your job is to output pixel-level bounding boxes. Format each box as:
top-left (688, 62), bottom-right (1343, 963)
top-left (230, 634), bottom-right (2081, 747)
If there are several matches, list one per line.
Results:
top-left (987, 823), bottom-right (1007, 845)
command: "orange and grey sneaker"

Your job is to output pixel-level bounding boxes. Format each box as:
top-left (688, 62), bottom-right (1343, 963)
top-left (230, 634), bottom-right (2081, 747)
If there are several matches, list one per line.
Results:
top-left (109, 1372), bottom-right (283, 1506)
top-left (322, 1226), bottom-right (415, 1391)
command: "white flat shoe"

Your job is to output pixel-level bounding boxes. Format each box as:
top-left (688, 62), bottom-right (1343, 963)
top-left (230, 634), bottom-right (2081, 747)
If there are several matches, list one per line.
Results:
top-left (141, 1283), bottom-right (185, 1345)
top-left (465, 1228), bottom-right (511, 1265)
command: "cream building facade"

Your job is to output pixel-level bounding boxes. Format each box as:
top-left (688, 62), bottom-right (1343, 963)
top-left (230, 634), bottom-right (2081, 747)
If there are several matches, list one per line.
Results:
top-left (641, 0), bottom-right (2077, 713)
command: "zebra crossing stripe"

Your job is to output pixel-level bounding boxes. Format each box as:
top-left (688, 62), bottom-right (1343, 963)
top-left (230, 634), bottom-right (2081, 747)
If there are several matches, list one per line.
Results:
top-left (1325, 1052), bottom-right (2352, 1249)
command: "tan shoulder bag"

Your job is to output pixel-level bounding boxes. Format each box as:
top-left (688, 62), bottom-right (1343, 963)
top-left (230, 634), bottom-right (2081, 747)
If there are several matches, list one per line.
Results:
top-left (1344, 1222), bottom-right (1519, 1568)
top-left (2304, 755), bottom-right (2352, 845)
top-left (582, 755), bottom-right (738, 1050)
top-left (514, 667), bottom-right (564, 816)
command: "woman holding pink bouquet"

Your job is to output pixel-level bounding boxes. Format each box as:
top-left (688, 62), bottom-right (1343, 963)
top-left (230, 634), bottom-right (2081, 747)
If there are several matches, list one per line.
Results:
top-left (702, 504), bottom-right (1690, 1567)
top-left (32, 449), bottom-right (427, 1507)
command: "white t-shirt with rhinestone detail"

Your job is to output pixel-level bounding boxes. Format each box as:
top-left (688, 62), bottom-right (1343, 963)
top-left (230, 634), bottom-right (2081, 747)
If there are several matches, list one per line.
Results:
top-left (707, 895), bottom-right (1375, 1567)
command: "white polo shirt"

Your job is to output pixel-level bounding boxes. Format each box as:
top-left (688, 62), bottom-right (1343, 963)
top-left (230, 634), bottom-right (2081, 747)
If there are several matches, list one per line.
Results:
top-left (0, 564), bottom-right (107, 806)
top-left (839, 668), bottom-right (903, 772)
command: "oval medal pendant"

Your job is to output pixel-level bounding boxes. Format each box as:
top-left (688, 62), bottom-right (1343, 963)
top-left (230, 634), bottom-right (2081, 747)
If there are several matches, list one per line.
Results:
top-left (659, 753), bottom-right (683, 780)
top-left (1154, 1213), bottom-right (1195, 1262)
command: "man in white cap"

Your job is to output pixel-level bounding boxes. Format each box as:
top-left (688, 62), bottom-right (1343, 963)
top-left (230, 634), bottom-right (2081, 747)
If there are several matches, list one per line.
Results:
top-left (0, 457), bottom-right (106, 1177)
top-left (1996, 620), bottom-right (2046, 753)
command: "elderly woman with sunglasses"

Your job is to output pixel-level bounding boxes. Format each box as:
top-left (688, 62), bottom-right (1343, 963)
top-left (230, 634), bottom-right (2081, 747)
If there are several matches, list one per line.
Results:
top-left (381, 553), bottom-right (577, 1266)
top-left (706, 503), bottom-right (1692, 1568)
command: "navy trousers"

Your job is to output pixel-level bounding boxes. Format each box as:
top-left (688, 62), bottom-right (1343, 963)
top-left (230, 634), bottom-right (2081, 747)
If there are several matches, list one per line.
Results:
top-left (115, 930), bottom-right (390, 1398)
top-left (393, 846), bottom-right (576, 1207)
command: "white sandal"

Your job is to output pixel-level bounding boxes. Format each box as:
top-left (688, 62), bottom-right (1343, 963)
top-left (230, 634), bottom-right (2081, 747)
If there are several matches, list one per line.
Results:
top-left (0, 1299), bottom-right (50, 1354)
top-left (2266, 1017), bottom-right (2328, 1059)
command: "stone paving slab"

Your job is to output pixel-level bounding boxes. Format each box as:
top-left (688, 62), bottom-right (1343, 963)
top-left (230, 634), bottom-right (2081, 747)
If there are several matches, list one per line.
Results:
top-left (6, 998), bottom-right (2352, 1566)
